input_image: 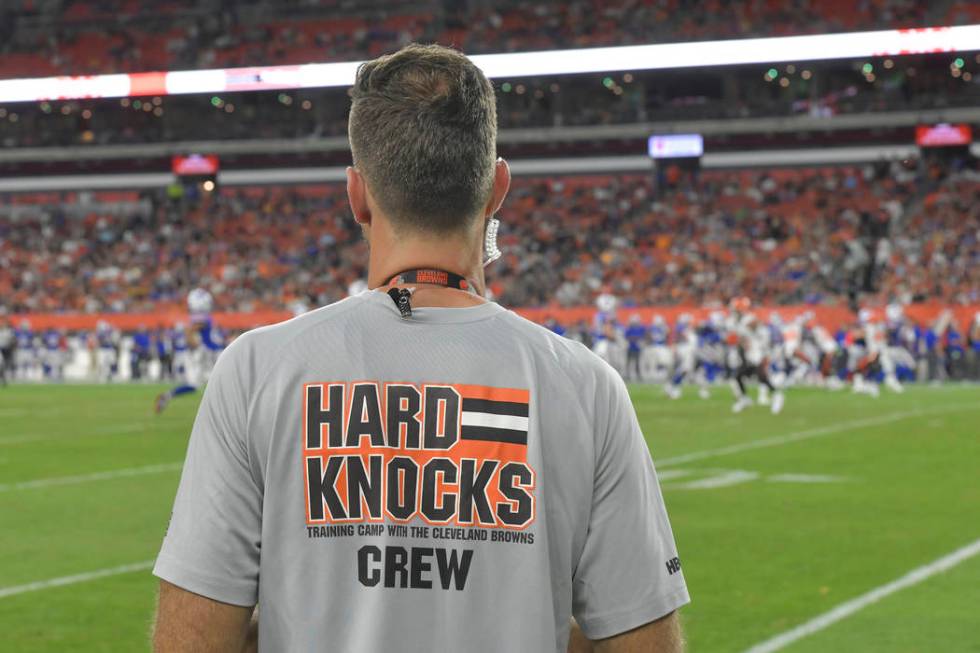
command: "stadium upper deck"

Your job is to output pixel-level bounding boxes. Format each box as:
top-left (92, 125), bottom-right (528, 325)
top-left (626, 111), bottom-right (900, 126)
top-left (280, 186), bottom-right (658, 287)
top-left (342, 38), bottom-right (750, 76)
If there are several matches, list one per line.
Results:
top-left (2, 0), bottom-right (973, 79)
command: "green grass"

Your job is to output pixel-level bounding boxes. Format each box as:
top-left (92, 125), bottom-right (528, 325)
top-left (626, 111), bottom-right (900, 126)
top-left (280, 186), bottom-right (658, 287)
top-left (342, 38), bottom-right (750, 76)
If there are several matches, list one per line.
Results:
top-left (1, 383), bottom-right (978, 651)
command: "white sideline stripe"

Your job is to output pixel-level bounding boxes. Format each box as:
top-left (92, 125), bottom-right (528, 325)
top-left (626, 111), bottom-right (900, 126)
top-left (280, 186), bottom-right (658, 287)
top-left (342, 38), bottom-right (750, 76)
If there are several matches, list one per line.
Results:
top-left (0, 435), bottom-right (48, 446)
top-left (460, 412), bottom-right (528, 432)
top-left (657, 403), bottom-right (979, 468)
top-left (0, 422), bottom-right (147, 446)
top-left (0, 462), bottom-right (182, 492)
top-left (0, 561), bottom-right (154, 600)
top-left (744, 537), bottom-right (980, 653)
top-left (667, 470), bottom-right (759, 490)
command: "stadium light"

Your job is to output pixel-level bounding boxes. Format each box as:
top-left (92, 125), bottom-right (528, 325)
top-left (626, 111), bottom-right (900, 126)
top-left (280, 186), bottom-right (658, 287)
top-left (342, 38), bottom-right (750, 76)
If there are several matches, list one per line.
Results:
top-left (0, 25), bottom-right (977, 103)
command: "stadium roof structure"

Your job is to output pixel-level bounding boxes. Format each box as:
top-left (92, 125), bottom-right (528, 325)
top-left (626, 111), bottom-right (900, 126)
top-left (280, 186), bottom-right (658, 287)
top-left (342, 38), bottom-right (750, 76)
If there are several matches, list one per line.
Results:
top-left (0, 24), bottom-right (978, 103)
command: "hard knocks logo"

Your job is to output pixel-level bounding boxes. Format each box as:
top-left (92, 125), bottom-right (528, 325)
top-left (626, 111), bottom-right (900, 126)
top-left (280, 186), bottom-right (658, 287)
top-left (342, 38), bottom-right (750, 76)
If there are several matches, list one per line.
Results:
top-left (303, 382), bottom-right (536, 530)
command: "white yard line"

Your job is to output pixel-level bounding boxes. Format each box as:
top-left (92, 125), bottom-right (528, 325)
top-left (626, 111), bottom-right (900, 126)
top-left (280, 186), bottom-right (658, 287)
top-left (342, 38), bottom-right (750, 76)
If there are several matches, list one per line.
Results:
top-left (0, 561), bottom-right (154, 600)
top-left (657, 403), bottom-right (980, 468)
top-left (0, 462), bottom-right (182, 492)
top-left (666, 470), bottom-right (760, 490)
top-left (743, 536), bottom-right (980, 653)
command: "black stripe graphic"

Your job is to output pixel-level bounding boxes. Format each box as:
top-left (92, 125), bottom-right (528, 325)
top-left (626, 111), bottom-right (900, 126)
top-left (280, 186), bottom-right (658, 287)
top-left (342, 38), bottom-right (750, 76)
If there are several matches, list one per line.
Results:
top-left (461, 398), bottom-right (529, 417)
top-left (460, 425), bottom-right (528, 445)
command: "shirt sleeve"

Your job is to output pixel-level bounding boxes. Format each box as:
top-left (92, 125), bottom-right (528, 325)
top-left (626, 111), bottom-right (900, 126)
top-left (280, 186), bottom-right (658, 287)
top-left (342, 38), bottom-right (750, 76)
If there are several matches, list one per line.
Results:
top-left (153, 336), bottom-right (262, 606)
top-left (572, 362), bottom-right (690, 640)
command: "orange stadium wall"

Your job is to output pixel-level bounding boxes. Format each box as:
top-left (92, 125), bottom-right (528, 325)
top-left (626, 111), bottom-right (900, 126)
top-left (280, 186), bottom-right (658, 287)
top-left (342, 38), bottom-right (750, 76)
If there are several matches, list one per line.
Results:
top-left (11, 304), bottom-right (979, 332)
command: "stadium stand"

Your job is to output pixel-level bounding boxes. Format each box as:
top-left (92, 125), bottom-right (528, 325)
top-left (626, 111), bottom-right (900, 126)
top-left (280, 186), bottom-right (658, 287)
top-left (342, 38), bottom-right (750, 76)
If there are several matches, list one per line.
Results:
top-left (0, 1), bottom-right (977, 386)
top-left (2, 164), bottom-right (977, 316)
top-left (0, 0), bottom-right (964, 79)
top-left (3, 55), bottom-right (979, 149)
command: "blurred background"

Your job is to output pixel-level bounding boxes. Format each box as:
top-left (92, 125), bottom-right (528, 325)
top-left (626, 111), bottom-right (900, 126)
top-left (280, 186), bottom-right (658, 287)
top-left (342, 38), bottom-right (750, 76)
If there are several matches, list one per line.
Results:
top-left (0, 2), bottom-right (978, 652)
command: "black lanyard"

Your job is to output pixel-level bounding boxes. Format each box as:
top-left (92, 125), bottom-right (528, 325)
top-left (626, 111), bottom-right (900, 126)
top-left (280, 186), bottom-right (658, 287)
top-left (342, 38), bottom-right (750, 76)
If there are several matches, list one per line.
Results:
top-left (384, 268), bottom-right (478, 318)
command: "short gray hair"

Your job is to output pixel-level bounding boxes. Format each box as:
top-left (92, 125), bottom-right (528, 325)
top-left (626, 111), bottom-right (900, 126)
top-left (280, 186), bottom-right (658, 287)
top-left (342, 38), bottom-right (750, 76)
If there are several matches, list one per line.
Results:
top-left (348, 43), bottom-right (497, 235)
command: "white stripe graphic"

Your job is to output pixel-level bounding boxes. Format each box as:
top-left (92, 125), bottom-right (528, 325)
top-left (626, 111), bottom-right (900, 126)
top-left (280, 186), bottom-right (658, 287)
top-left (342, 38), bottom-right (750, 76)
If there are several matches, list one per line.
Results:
top-left (657, 403), bottom-right (980, 468)
top-left (0, 462), bottom-right (182, 492)
top-left (461, 412), bottom-right (529, 432)
top-left (744, 537), bottom-right (980, 653)
top-left (0, 561), bottom-right (154, 600)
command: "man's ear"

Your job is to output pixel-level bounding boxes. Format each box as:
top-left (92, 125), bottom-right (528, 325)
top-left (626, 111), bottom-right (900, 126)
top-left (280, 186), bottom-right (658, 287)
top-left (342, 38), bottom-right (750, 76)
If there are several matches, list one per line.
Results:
top-left (484, 158), bottom-right (511, 219)
top-left (346, 166), bottom-right (372, 226)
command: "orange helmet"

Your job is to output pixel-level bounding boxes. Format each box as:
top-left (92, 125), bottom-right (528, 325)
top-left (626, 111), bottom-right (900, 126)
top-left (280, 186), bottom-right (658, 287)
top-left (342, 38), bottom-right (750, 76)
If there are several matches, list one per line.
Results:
top-left (730, 296), bottom-right (751, 313)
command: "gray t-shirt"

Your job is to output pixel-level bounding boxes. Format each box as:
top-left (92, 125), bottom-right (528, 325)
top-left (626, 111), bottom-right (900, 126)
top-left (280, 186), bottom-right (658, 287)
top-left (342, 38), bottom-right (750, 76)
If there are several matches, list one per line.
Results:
top-left (154, 291), bottom-right (688, 652)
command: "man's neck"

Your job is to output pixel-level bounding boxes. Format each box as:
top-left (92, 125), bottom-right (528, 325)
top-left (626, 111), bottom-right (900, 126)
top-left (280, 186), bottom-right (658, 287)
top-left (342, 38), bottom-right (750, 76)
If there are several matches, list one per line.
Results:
top-left (367, 231), bottom-right (487, 300)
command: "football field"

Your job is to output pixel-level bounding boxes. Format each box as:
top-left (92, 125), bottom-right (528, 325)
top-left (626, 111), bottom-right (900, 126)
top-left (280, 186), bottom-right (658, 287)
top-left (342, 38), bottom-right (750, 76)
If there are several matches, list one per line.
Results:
top-left (1, 383), bottom-right (978, 652)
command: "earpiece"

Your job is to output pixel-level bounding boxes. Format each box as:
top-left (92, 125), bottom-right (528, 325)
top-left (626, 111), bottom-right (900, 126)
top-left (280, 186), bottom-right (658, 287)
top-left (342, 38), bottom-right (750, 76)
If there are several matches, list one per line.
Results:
top-left (483, 217), bottom-right (501, 267)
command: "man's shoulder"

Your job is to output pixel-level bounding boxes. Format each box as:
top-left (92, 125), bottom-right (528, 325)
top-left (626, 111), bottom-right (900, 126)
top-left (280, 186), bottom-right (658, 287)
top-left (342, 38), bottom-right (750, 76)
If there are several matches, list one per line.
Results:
top-left (222, 296), bottom-right (365, 364)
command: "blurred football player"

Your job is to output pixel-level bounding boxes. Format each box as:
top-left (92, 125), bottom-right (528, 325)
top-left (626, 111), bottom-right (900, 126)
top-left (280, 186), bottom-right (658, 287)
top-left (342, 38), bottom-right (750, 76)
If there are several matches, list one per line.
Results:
top-left (543, 316), bottom-right (566, 337)
top-left (170, 323), bottom-right (190, 380)
top-left (623, 314), bottom-right (646, 381)
top-left (0, 317), bottom-right (13, 386)
top-left (640, 314), bottom-right (672, 382)
top-left (14, 319), bottom-right (38, 381)
top-left (696, 311), bottom-right (727, 394)
top-left (883, 304), bottom-right (917, 383)
top-left (155, 288), bottom-right (225, 413)
top-left (41, 328), bottom-right (66, 381)
top-left (154, 327), bottom-right (174, 381)
top-left (592, 292), bottom-right (626, 374)
top-left (850, 308), bottom-right (903, 395)
top-left (665, 313), bottom-right (709, 400)
top-left (780, 313), bottom-right (812, 387)
top-left (131, 324), bottom-right (152, 381)
top-left (970, 312), bottom-right (980, 380)
top-left (95, 320), bottom-right (120, 382)
top-left (727, 298), bottom-right (784, 414)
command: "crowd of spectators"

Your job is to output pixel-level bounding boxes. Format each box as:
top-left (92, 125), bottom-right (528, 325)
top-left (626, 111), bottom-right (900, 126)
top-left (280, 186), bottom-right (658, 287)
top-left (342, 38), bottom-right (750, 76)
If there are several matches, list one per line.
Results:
top-left (886, 167), bottom-right (980, 305)
top-left (0, 184), bottom-right (366, 314)
top-left (3, 0), bottom-right (970, 80)
top-left (1, 162), bottom-right (977, 316)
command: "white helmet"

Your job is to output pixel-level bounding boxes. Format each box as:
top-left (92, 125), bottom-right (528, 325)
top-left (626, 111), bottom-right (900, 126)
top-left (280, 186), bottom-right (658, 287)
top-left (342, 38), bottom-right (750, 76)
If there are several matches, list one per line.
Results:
top-left (596, 292), bottom-right (617, 314)
top-left (885, 303), bottom-right (903, 323)
top-left (858, 308), bottom-right (873, 325)
top-left (187, 287), bottom-right (214, 315)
